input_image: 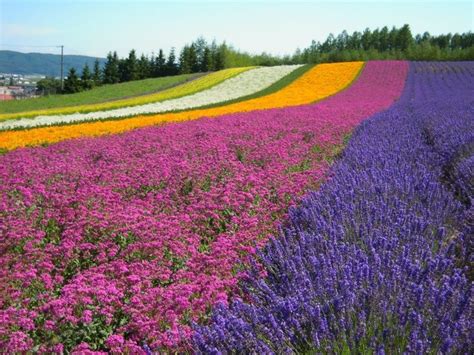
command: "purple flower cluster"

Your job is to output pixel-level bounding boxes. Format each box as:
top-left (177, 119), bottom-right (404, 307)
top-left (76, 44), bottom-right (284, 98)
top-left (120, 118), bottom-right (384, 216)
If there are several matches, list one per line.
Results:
top-left (194, 62), bottom-right (474, 353)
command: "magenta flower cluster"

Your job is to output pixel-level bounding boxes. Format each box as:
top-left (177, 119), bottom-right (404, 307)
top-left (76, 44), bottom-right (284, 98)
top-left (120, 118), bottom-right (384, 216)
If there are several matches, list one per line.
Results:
top-left (0, 61), bottom-right (408, 352)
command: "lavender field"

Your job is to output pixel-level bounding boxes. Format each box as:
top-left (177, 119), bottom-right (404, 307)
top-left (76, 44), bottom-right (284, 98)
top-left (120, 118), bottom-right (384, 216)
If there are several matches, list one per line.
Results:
top-left (195, 62), bottom-right (473, 353)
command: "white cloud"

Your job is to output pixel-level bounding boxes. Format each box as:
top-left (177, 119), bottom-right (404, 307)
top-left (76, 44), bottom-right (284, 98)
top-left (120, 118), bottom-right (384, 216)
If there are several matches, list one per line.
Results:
top-left (2, 24), bottom-right (57, 37)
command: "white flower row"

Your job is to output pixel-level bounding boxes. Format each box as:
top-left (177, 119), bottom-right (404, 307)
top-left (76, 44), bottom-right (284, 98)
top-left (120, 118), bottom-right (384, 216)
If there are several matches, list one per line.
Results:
top-left (0, 65), bottom-right (302, 130)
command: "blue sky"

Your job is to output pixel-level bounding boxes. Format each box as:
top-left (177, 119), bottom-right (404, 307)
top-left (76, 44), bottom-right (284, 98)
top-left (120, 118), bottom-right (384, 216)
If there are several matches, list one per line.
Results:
top-left (1, 0), bottom-right (473, 58)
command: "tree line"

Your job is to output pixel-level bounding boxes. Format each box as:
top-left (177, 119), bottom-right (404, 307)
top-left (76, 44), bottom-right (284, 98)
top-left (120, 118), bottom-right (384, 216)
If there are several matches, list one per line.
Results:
top-left (39, 38), bottom-right (234, 94)
top-left (37, 25), bottom-right (473, 95)
top-left (292, 24), bottom-right (474, 63)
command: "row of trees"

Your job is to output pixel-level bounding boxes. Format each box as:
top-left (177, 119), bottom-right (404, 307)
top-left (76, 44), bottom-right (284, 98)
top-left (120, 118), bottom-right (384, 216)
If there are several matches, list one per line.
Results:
top-left (101, 49), bottom-right (177, 84)
top-left (293, 25), bottom-right (474, 63)
top-left (42, 38), bottom-right (233, 94)
top-left (38, 25), bottom-right (473, 95)
top-left (99, 40), bottom-right (229, 85)
top-left (37, 60), bottom-right (103, 95)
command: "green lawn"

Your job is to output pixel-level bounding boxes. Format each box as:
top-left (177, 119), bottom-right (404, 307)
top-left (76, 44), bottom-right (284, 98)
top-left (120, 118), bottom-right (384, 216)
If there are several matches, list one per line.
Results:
top-left (0, 73), bottom-right (201, 114)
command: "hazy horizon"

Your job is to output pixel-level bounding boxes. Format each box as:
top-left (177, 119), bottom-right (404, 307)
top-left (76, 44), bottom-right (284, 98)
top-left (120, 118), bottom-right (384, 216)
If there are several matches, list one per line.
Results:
top-left (1, 0), bottom-right (473, 58)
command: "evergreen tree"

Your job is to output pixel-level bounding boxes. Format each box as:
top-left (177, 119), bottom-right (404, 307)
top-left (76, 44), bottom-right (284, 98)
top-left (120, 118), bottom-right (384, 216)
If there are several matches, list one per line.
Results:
top-left (138, 54), bottom-right (151, 79)
top-left (103, 52), bottom-right (113, 83)
top-left (166, 48), bottom-right (178, 75)
top-left (201, 47), bottom-right (212, 72)
top-left (118, 58), bottom-right (128, 82)
top-left (179, 44), bottom-right (199, 74)
top-left (92, 59), bottom-right (102, 86)
top-left (179, 45), bottom-right (189, 74)
top-left (154, 49), bottom-right (166, 77)
top-left (189, 44), bottom-right (199, 72)
top-left (103, 51), bottom-right (119, 84)
top-left (209, 40), bottom-right (219, 70)
top-left (63, 68), bottom-right (81, 94)
top-left (179, 45), bottom-right (198, 74)
top-left (212, 43), bottom-right (227, 70)
top-left (125, 49), bottom-right (139, 81)
top-left (194, 36), bottom-right (208, 71)
top-left (81, 63), bottom-right (93, 90)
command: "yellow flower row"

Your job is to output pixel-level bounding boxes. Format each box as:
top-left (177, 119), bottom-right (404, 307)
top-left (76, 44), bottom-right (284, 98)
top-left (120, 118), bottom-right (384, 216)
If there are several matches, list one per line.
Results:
top-left (0, 67), bottom-right (251, 121)
top-left (0, 62), bottom-right (364, 151)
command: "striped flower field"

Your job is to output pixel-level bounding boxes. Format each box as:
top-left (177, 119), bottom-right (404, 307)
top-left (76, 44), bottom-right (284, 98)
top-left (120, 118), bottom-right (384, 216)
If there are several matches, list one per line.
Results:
top-left (0, 62), bottom-right (363, 150)
top-left (0, 61), bottom-right (472, 353)
top-left (0, 67), bottom-right (250, 121)
top-left (0, 65), bottom-right (302, 129)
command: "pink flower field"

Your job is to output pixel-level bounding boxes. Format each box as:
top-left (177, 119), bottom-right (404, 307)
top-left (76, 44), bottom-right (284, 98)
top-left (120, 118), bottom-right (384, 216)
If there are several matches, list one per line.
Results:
top-left (0, 61), bottom-right (408, 352)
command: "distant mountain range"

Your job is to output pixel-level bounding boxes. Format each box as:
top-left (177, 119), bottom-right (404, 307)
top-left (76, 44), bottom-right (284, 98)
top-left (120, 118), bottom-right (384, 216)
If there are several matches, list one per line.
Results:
top-left (0, 50), bottom-right (106, 76)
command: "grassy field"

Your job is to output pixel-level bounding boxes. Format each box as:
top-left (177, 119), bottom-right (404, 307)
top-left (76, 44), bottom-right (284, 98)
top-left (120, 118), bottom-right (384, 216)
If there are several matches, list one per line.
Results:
top-left (0, 73), bottom-right (201, 114)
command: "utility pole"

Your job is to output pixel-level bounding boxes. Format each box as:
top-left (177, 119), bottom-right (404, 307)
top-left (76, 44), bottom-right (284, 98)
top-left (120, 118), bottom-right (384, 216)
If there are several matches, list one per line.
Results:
top-left (59, 45), bottom-right (64, 91)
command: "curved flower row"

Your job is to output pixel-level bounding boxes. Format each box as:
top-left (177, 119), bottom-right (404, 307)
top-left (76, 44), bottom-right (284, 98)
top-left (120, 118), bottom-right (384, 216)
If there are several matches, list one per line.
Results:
top-left (0, 67), bottom-right (251, 121)
top-left (0, 65), bottom-right (302, 130)
top-left (0, 61), bottom-right (408, 353)
top-left (0, 62), bottom-right (363, 150)
top-left (194, 62), bottom-right (473, 353)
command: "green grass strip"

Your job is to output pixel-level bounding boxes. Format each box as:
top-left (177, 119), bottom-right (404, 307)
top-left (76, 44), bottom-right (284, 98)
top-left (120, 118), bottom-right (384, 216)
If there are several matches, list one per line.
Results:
top-left (0, 73), bottom-right (200, 114)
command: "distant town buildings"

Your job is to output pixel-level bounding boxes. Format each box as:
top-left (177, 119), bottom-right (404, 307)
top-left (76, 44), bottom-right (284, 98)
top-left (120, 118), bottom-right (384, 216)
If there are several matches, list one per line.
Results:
top-left (0, 73), bottom-right (43, 100)
top-left (0, 86), bottom-right (18, 101)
